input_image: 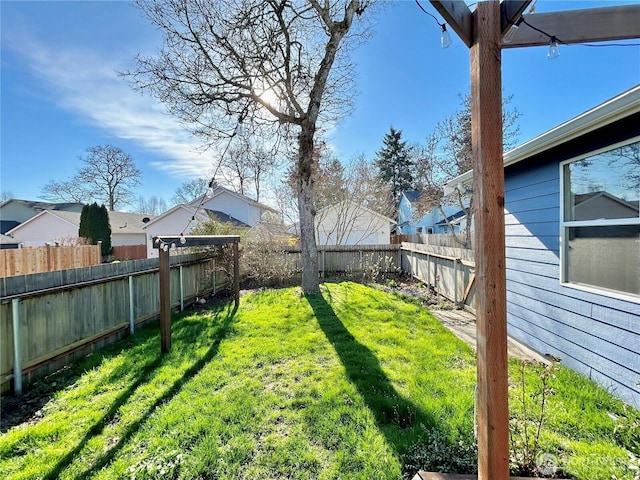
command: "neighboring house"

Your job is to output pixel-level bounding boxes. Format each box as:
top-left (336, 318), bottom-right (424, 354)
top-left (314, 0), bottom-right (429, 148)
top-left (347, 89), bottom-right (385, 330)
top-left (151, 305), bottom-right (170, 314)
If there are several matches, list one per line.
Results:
top-left (445, 86), bottom-right (640, 405)
top-left (0, 234), bottom-right (20, 249)
top-left (144, 185), bottom-right (275, 258)
top-left (6, 210), bottom-right (154, 248)
top-left (190, 185), bottom-right (279, 227)
top-left (315, 201), bottom-right (395, 245)
top-left (397, 190), bottom-right (466, 234)
top-left (0, 199), bottom-right (84, 234)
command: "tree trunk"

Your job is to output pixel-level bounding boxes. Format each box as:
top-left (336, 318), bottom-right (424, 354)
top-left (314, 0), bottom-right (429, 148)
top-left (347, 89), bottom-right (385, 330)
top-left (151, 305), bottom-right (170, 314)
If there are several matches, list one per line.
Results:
top-left (298, 122), bottom-right (320, 293)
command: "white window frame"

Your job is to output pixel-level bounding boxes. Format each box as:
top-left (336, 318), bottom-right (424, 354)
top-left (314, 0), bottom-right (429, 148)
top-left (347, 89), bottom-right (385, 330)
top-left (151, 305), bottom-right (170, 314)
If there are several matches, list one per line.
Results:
top-left (559, 136), bottom-right (640, 302)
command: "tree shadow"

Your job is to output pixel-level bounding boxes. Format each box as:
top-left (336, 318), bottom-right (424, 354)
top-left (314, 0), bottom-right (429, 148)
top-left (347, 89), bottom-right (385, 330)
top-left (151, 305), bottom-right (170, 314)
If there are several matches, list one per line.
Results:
top-left (44, 301), bottom-right (238, 480)
top-left (305, 291), bottom-right (438, 453)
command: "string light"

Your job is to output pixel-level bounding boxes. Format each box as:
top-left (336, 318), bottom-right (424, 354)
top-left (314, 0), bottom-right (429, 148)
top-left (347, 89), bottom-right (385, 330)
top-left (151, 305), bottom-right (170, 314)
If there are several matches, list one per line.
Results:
top-left (179, 114), bottom-right (243, 236)
top-left (517, 16), bottom-right (640, 56)
top-left (440, 24), bottom-right (452, 49)
top-left (547, 36), bottom-right (560, 59)
top-left (502, 17), bottom-right (522, 44)
top-left (180, 234), bottom-right (187, 245)
top-left (414, 0), bottom-right (452, 49)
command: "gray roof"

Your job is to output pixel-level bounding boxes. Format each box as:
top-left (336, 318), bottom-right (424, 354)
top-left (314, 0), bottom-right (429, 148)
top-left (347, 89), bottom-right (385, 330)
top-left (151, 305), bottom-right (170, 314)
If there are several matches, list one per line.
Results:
top-left (403, 190), bottom-right (421, 203)
top-left (205, 210), bottom-right (249, 228)
top-left (36, 210), bottom-right (155, 234)
top-left (0, 199), bottom-right (84, 212)
top-left (0, 233), bottom-right (20, 245)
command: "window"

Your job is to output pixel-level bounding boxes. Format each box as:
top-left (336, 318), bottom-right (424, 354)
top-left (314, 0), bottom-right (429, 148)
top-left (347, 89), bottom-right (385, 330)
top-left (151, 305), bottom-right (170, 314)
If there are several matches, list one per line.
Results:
top-left (560, 138), bottom-right (640, 299)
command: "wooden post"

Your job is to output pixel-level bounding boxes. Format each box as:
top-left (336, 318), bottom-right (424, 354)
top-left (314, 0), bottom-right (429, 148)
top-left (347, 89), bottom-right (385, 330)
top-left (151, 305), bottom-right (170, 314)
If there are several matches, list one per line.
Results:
top-left (471, 2), bottom-right (509, 479)
top-left (233, 242), bottom-right (240, 308)
top-left (159, 246), bottom-right (171, 353)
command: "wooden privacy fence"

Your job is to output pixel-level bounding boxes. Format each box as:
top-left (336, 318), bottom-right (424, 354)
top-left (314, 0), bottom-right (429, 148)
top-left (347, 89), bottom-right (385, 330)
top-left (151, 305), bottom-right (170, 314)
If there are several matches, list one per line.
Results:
top-left (0, 244), bottom-right (101, 277)
top-left (401, 242), bottom-right (476, 310)
top-left (278, 244), bottom-right (402, 277)
top-left (0, 252), bottom-right (229, 394)
top-left (112, 244), bottom-right (147, 261)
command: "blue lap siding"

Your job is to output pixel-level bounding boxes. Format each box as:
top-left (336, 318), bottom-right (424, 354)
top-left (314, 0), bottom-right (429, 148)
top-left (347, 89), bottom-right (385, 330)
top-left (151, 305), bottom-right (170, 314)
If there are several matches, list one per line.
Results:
top-left (503, 113), bottom-right (640, 406)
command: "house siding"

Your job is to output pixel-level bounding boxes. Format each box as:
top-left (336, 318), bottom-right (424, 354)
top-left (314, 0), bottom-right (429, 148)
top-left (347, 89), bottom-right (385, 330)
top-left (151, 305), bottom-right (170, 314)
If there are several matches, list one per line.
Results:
top-left (504, 134), bottom-right (640, 406)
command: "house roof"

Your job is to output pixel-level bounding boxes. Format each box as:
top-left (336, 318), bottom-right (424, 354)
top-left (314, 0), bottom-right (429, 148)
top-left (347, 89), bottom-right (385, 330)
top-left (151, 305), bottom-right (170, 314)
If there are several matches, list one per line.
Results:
top-left (0, 220), bottom-right (20, 235)
top-left (402, 190), bottom-right (421, 204)
top-left (7, 209), bottom-right (155, 235)
top-left (444, 85), bottom-right (640, 193)
top-left (574, 191), bottom-right (640, 212)
top-left (0, 234), bottom-right (20, 245)
top-left (205, 210), bottom-right (249, 228)
top-left (316, 201), bottom-right (396, 224)
top-left (0, 198), bottom-right (84, 212)
top-left (435, 209), bottom-right (467, 226)
top-left (190, 184), bottom-right (279, 214)
top-left (141, 204), bottom-right (209, 229)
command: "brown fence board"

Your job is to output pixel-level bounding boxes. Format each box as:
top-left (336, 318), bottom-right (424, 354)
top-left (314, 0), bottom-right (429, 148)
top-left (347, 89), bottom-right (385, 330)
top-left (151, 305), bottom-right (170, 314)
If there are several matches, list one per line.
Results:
top-left (0, 245), bottom-right (101, 277)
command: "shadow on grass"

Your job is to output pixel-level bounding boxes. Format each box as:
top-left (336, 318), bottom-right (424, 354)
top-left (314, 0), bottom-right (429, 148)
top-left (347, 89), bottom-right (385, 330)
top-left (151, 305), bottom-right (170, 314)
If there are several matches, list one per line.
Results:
top-left (306, 292), bottom-right (436, 448)
top-left (44, 301), bottom-right (238, 480)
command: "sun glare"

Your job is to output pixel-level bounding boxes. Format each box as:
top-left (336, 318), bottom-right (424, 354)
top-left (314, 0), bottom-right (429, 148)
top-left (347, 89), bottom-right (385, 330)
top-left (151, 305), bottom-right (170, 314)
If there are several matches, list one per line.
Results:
top-left (258, 88), bottom-right (278, 108)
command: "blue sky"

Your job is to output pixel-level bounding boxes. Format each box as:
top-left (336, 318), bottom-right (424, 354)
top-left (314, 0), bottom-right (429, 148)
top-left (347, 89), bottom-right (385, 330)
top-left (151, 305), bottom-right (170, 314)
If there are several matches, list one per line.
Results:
top-left (1, 0), bottom-right (639, 209)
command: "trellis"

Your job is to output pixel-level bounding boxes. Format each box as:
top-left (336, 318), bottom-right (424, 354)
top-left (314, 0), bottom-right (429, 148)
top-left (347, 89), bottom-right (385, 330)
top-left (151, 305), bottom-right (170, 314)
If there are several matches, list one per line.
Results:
top-left (153, 235), bottom-right (241, 354)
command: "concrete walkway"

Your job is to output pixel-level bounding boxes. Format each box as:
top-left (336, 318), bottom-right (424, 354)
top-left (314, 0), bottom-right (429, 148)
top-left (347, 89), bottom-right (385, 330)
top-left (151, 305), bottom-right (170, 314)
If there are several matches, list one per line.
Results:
top-left (431, 309), bottom-right (548, 363)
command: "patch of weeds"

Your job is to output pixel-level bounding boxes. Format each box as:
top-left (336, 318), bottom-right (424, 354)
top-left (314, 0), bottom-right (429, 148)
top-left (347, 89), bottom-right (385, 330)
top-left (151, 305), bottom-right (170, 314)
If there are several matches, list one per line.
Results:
top-left (402, 426), bottom-right (477, 478)
top-left (509, 359), bottom-right (561, 477)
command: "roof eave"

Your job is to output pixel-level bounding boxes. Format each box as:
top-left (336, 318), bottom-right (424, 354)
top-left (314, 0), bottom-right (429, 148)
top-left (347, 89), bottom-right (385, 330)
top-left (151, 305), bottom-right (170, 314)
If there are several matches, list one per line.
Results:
top-left (444, 85), bottom-right (640, 194)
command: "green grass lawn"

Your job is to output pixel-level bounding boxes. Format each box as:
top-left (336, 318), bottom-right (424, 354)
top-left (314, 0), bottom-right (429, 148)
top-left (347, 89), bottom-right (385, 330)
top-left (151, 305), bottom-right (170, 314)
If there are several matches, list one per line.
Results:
top-left (1, 281), bottom-right (638, 479)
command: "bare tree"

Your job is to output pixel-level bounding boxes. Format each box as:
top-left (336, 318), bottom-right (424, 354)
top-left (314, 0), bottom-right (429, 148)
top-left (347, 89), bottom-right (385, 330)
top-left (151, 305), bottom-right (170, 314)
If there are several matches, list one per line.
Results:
top-left (220, 137), bottom-right (279, 202)
top-left (41, 145), bottom-right (141, 210)
top-left (1, 191), bottom-right (15, 203)
top-left (415, 93), bottom-right (520, 248)
top-left (137, 195), bottom-right (168, 215)
top-left (130, 0), bottom-right (374, 293)
top-left (282, 149), bottom-right (393, 245)
top-left (171, 178), bottom-right (209, 205)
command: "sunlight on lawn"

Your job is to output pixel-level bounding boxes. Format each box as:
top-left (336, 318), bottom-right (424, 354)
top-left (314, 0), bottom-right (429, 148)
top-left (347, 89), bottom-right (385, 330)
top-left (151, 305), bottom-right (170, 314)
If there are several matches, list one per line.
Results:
top-left (0, 282), bottom-right (637, 480)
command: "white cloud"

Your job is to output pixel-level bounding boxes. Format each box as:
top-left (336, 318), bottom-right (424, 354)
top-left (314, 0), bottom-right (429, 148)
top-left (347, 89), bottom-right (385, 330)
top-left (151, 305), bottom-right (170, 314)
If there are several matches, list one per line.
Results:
top-left (8, 32), bottom-right (214, 179)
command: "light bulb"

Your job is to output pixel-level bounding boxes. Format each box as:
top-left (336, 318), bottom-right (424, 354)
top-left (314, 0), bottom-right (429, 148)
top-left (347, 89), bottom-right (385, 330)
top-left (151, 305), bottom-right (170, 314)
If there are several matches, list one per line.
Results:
top-left (171, 243), bottom-right (176, 250)
top-left (162, 244), bottom-right (169, 252)
top-left (502, 18), bottom-right (522, 44)
top-left (154, 237), bottom-right (160, 245)
top-left (206, 178), bottom-right (215, 198)
top-left (180, 235), bottom-right (187, 245)
top-left (440, 24), bottom-right (452, 49)
top-left (547, 36), bottom-right (560, 59)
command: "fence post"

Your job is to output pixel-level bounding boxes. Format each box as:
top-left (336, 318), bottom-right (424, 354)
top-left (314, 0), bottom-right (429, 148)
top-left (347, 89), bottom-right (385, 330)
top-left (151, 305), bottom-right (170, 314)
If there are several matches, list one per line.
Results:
top-left (454, 259), bottom-right (459, 305)
top-left (128, 275), bottom-right (135, 334)
top-left (12, 298), bottom-right (22, 395)
top-left (322, 249), bottom-right (325, 278)
top-left (179, 265), bottom-right (184, 312)
top-left (212, 259), bottom-right (216, 295)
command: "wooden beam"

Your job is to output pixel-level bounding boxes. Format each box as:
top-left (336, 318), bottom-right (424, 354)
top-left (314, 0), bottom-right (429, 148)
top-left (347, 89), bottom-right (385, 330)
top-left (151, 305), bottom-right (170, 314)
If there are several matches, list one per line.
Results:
top-left (159, 245), bottom-right (171, 354)
top-left (470, 2), bottom-right (509, 479)
top-left (500, 0), bottom-right (532, 34)
top-left (502, 5), bottom-right (640, 48)
top-left (153, 235), bottom-right (240, 248)
top-left (429, 0), bottom-right (473, 48)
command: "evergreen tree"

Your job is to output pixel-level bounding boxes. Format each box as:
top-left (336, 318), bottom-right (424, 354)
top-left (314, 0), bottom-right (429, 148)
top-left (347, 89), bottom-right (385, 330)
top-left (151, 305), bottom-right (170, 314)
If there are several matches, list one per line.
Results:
top-left (375, 127), bottom-right (414, 206)
top-left (79, 203), bottom-right (112, 256)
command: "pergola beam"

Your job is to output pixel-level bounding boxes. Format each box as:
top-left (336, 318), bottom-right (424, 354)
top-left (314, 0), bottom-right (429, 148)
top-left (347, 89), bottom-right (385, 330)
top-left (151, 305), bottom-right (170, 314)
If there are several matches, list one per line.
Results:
top-left (500, 0), bottom-right (533, 34)
top-left (502, 5), bottom-right (640, 48)
top-left (430, 0), bottom-right (473, 47)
